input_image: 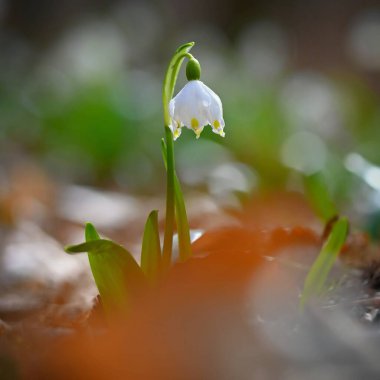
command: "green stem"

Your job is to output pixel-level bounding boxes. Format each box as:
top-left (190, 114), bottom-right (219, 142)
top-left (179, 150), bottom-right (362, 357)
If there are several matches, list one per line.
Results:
top-left (161, 139), bottom-right (192, 262)
top-left (162, 43), bottom-right (194, 125)
top-left (161, 42), bottom-right (194, 270)
top-left (162, 126), bottom-right (175, 269)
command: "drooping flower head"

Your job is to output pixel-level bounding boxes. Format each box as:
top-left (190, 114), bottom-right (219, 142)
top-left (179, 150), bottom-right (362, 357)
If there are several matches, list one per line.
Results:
top-left (169, 58), bottom-right (225, 140)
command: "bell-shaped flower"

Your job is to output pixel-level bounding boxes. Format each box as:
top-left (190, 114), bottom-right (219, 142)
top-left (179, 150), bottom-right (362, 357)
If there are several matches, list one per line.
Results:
top-left (169, 80), bottom-right (225, 140)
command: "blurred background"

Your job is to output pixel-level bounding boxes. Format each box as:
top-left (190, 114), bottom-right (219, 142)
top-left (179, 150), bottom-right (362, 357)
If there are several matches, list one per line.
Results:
top-left (3, 2), bottom-right (380, 376)
top-left (2, 0), bottom-right (380, 236)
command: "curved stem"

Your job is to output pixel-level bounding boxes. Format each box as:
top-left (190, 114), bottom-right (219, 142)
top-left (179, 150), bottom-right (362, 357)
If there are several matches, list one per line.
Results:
top-left (161, 42), bottom-right (194, 271)
top-left (162, 43), bottom-right (194, 125)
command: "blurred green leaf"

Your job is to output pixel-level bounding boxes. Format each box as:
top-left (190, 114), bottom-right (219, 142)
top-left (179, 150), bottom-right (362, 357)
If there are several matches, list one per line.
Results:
top-left (43, 86), bottom-right (136, 180)
top-left (303, 172), bottom-right (337, 222)
top-left (66, 223), bottom-right (146, 314)
top-left (226, 89), bottom-right (289, 188)
top-left (300, 217), bottom-right (349, 311)
top-left (161, 139), bottom-right (192, 261)
top-left (141, 210), bottom-right (161, 282)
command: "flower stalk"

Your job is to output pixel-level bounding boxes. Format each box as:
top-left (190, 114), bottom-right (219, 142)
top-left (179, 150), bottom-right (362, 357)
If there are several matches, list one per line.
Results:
top-left (161, 42), bottom-right (195, 270)
top-left (162, 125), bottom-right (176, 270)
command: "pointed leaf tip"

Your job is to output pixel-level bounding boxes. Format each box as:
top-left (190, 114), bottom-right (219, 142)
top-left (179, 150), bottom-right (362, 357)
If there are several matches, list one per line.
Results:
top-left (141, 209), bottom-right (162, 282)
top-left (64, 244), bottom-right (77, 254)
top-left (149, 209), bottom-right (159, 218)
top-left (85, 222), bottom-right (100, 241)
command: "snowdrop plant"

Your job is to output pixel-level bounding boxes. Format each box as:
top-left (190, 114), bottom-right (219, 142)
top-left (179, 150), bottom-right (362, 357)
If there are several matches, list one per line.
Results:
top-left (161, 42), bottom-right (225, 270)
top-left (65, 42), bottom-right (226, 316)
top-left (64, 42), bottom-right (346, 317)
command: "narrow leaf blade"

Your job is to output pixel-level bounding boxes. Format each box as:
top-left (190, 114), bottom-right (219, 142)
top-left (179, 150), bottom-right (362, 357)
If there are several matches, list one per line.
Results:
top-left (300, 217), bottom-right (349, 310)
top-left (140, 210), bottom-right (161, 282)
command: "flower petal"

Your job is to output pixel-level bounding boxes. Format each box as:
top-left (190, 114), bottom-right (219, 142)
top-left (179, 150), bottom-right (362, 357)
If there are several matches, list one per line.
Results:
top-left (169, 80), bottom-right (224, 139)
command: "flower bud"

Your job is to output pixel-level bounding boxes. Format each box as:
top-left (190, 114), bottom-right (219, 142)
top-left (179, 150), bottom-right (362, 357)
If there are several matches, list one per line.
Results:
top-left (186, 58), bottom-right (201, 81)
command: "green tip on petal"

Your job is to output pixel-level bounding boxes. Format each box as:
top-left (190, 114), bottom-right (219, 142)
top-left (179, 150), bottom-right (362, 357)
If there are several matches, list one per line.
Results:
top-left (186, 58), bottom-right (201, 81)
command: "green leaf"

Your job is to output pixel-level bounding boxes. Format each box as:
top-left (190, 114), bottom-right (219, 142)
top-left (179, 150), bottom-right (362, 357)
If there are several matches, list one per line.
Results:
top-left (161, 139), bottom-right (192, 261)
top-left (66, 223), bottom-right (146, 314)
top-left (300, 217), bottom-right (349, 311)
top-left (140, 210), bottom-right (161, 283)
top-left (303, 172), bottom-right (337, 222)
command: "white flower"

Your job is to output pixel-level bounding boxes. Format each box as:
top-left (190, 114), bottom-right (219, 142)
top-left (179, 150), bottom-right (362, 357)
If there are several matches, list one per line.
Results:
top-left (169, 80), bottom-right (225, 140)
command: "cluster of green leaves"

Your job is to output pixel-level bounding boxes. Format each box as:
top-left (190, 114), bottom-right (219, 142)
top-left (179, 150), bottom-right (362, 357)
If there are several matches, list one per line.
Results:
top-left (66, 223), bottom-right (147, 314)
top-left (65, 218), bottom-right (160, 316)
top-left (65, 141), bottom-right (192, 317)
top-left (65, 158), bottom-right (349, 316)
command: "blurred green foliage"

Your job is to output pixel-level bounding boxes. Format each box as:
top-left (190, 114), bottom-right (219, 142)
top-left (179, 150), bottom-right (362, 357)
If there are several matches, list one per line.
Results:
top-left (1, 15), bottom-right (380, 221)
top-left (44, 85), bottom-right (133, 181)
